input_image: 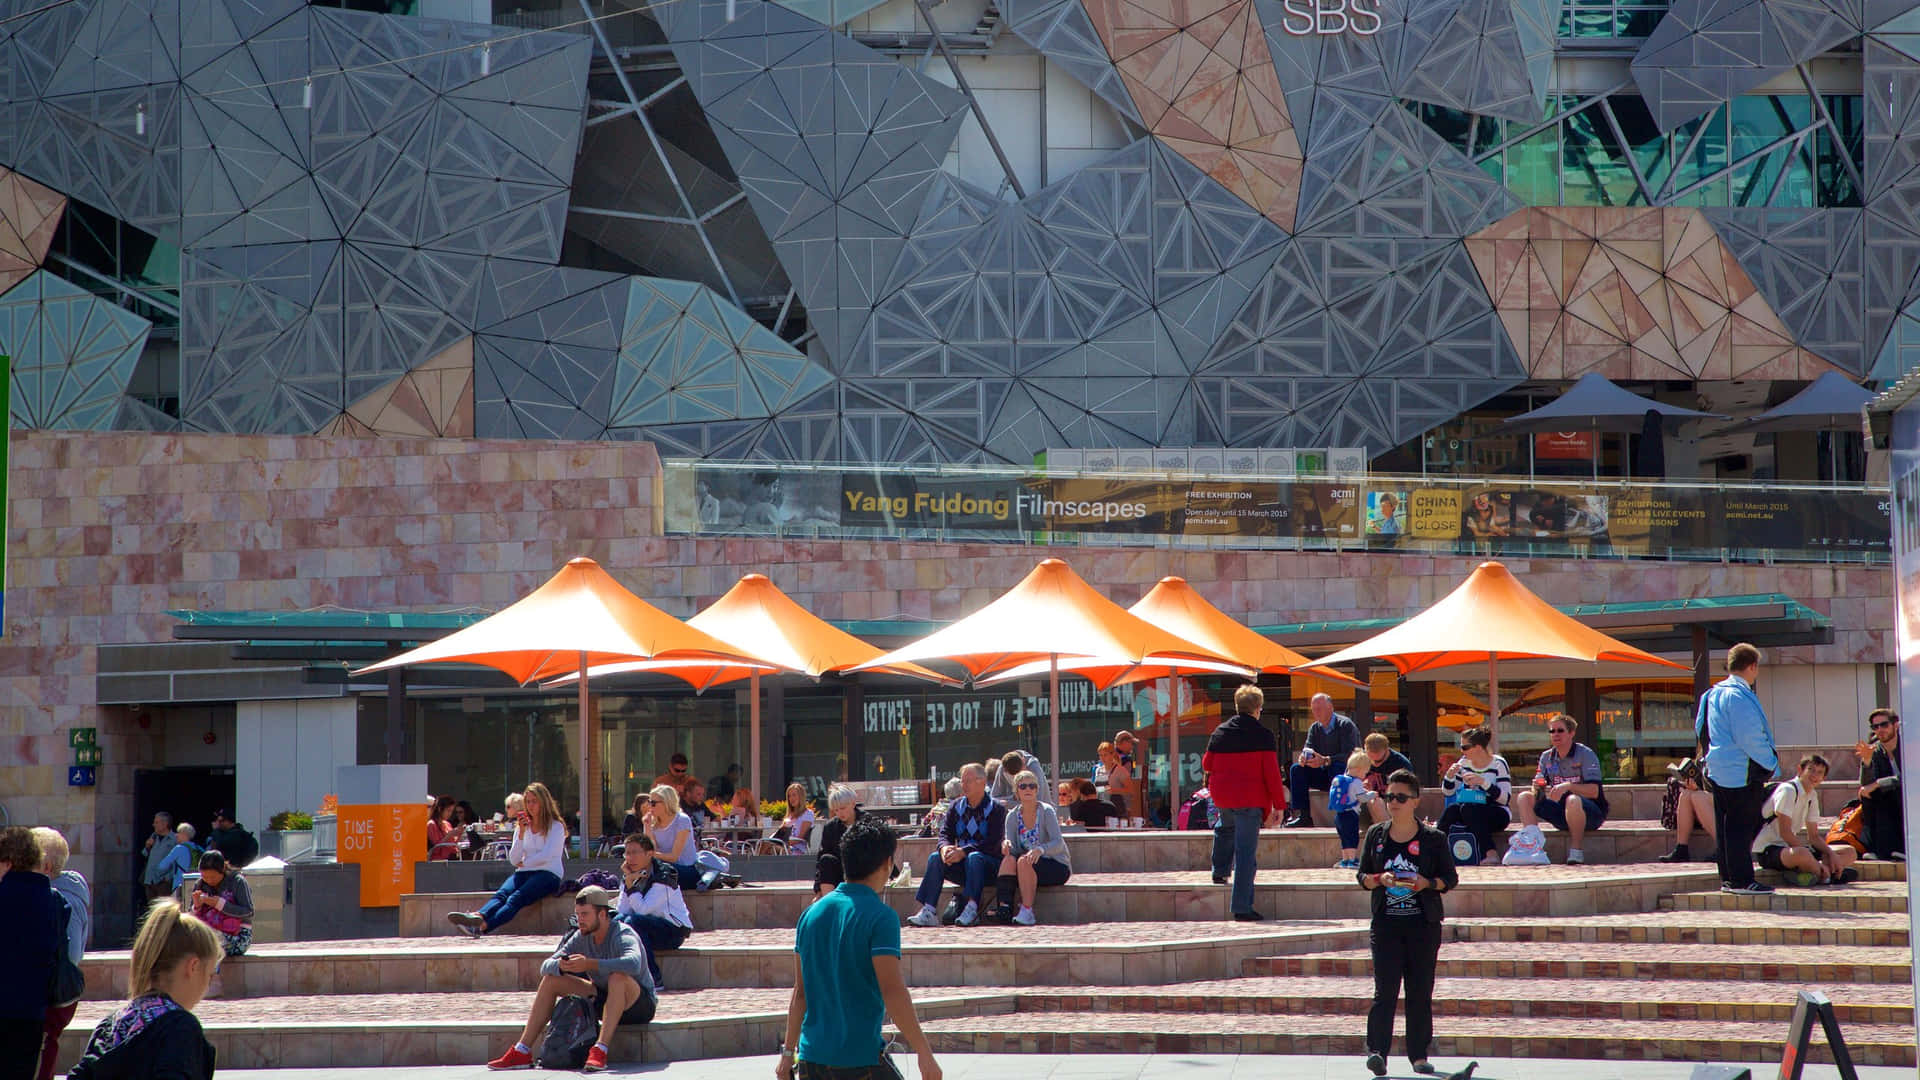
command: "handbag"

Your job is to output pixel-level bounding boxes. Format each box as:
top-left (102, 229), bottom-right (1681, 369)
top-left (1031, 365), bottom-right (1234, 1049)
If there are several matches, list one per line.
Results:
top-left (48, 892), bottom-right (85, 1008)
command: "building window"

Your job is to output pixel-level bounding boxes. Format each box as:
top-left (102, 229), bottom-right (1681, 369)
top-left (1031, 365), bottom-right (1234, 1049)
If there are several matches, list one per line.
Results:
top-left (1558, 1), bottom-right (1670, 38)
top-left (1406, 92), bottom-right (1864, 208)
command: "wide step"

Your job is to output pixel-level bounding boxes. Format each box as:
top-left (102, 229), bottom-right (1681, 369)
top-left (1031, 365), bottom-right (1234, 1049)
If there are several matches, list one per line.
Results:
top-left (1671, 881), bottom-right (1909, 914)
top-left (1445, 911), bottom-right (1911, 947)
top-left (912, 1011), bottom-right (1917, 1066)
top-left (1015, 976), bottom-right (1913, 1025)
top-left (1250, 942), bottom-right (1912, 983)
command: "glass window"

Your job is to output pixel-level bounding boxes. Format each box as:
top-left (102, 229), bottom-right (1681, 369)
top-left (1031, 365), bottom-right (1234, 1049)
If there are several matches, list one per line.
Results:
top-left (1561, 103), bottom-right (1639, 205)
top-left (1559, 1), bottom-right (1670, 38)
top-left (1504, 126), bottom-right (1562, 205)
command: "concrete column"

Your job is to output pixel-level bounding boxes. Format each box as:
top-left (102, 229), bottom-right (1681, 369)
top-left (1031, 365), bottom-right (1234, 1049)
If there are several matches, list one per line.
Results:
top-left (235, 699), bottom-right (358, 832)
top-left (1404, 679), bottom-right (1438, 784)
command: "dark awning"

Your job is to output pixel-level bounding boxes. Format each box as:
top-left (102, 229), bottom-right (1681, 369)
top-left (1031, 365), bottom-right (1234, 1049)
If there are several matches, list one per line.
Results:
top-left (1501, 372), bottom-right (1727, 435)
top-left (1712, 370), bottom-right (1875, 436)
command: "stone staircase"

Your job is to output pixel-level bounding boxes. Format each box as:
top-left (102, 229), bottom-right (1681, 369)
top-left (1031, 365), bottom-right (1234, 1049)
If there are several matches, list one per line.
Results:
top-left (59, 808), bottom-right (1914, 1071)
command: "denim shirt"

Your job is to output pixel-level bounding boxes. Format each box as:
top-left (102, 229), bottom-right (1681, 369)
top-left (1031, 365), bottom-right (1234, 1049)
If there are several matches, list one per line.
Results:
top-left (1700, 674), bottom-right (1778, 785)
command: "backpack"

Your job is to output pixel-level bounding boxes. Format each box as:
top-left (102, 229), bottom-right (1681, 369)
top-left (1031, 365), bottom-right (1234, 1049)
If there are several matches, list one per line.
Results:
top-left (1501, 824), bottom-right (1550, 866)
top-left (1826, 800), bottom-right (1866, 853)
top-left (1447, 825), bottom-right (1481, 867)
top-left (575, 868), bottom-right (621, 892)
top-left (48, 891), bottom-right (85, 1008)
top-left (536, 994), bottom-right (599, 1069)
top-left (1177, 790), bottom-right (1211, 831)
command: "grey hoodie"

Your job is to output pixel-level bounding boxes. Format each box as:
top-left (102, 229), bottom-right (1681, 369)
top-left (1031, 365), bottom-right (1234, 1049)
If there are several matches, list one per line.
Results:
top-left (52, 870), bottom-right (90, 963)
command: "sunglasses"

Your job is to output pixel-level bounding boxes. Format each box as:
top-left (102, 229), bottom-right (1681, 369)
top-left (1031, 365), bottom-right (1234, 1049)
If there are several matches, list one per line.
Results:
top-left (1383, 793), bottom-right (1417, 804)
top-left (1017, 783), bottom-right (1039, 791)
top-left (1871, 720), bottom-right (1896, 730)
top-left (1548, 728), bottom-right (1571, 735)
top-left (671, 766), bottom-right (687, 773)
top-left (647, 798), bottom-right (663, 806)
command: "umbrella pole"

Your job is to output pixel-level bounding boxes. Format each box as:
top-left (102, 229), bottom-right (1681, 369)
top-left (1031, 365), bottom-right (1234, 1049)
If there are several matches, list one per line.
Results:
top-left (1164, 675), bottom-right (1179, 826)
top-left (1488, 654), bottom-right (1499, 735)
top-left (1049, 653), bottom-right (1060, 784)
top-left (750, 670), bottom-right (762, 814)
top-left (578, 650), bottom-right (590, 857)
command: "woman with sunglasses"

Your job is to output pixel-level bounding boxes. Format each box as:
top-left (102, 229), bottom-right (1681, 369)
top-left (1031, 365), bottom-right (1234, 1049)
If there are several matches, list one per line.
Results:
top-left (1356, 769), bottom-right (1458, 1077)
top-left (644, 785), bottom-right (702, 892)
top-left (994, 770), bottom-right (1071, 926)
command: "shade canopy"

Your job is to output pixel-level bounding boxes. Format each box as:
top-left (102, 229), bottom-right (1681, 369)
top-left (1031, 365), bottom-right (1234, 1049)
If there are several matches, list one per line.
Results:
top-left (1312, 561), bottom-right (1690, 682)
top-left (982, 576), bottom-right (1361, 690)
top-left (353, 556), bottom-right (757, 685)
top-left (1500, 372), bottom-right (1726, 435)
top-left (554, 573), bottom-right (948, 688)
top-left (1711, 370), bottom-right (1874, 436)
top-left (850, 558), bottom-right (1249, 682)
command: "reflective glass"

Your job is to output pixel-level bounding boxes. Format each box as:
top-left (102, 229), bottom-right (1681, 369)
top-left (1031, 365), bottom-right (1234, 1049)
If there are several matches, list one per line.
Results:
top-left (1561, 104), bottom-right (1639, 205)
top-left (1505, 127), bottom-right (1561, 205)
top-left (1558, 0), bottom-right (1670, 38)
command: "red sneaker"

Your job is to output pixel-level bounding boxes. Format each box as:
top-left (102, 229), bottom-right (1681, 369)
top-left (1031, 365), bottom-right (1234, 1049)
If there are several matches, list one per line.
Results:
top-left (583, 1046), bottom-right (609, 1072)
top-left (486, 1045), bottom-right (533, 1070)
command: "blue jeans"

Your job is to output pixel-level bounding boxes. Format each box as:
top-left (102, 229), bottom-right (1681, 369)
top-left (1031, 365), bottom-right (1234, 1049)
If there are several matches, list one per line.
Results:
top-left (1211, 807), bottom-right (1263, 915)
top-left (1334, 809), bottom-right (1361, 849)
top-left (915, 849), bottom-right (995, 907)
top-left (1288, 762), bottom-right (1335, 821)
top-left (478, 869), bottom-right (560, 932)
top-left (617, 913), bottom-right (690, 985)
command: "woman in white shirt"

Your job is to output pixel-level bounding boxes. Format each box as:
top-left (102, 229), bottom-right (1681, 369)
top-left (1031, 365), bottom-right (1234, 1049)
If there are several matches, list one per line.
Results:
top-left (645, 784), bottom-right (702, 888)
top-left (779, 783), bottom-right (816, 854)
top-left (616, 834), bottom-right (694, 989)
top-left (448, 782), bottom-right (567, 935)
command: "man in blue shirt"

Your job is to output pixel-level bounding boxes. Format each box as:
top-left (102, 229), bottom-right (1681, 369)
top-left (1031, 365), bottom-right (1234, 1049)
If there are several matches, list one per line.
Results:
top-left (782, 817), bottom-right (940, 1080)
top-left (1700, 642), bottom-right (1780, 894)
top-left (1286, 694), bottom-right (1361, 827)
top-left (1513, 714), bottom-right (1608, 865)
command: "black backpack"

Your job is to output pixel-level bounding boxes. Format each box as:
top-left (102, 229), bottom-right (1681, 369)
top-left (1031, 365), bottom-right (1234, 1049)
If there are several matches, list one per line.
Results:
top-left (536, 994), bottom-right (598, 1069)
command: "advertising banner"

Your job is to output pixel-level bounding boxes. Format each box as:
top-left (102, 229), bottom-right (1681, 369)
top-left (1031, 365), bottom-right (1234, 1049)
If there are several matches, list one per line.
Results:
top-left (665, 465), bottom-right (1883, 554)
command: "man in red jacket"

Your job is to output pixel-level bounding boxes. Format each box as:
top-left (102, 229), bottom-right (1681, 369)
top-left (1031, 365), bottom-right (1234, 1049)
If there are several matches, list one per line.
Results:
top-left (1202, 684), bottom-right (1287, 921)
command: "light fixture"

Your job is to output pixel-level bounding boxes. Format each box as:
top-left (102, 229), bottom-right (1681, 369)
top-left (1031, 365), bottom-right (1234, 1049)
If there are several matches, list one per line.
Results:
top-left (302, 76), bottom-right (313, 109)
top-left (134, 102), bottom-right (145, 136)
top-left (480, 42), bottom-right (491, 76)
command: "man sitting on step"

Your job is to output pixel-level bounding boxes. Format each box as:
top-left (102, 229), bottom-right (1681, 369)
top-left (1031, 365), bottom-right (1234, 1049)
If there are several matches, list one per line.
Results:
top-left (1513, 714), bottom-right (1608, 865)
top-left (906, 762), bottom-right (1006, 928)
top-left (1754, 754), bottom-right (1858, 886)
top-left (486, 885), bottom-right (655, 1073)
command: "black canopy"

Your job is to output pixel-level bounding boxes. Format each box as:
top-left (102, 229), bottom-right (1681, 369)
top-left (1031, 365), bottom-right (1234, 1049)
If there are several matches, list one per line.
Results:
top-left (1710, 370), bottom-right (1874, 436)
top-left (1500, 373), bottom-right (1727, 435)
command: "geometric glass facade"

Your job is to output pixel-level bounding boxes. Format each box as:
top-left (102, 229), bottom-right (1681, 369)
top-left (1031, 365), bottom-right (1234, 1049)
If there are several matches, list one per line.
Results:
top-left (2, 0), bottom-right (1919, 461)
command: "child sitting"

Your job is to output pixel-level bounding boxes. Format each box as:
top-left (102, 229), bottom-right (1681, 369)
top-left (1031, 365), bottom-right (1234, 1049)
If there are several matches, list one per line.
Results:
top-left (1327, 750), bottom-right (1373, 868)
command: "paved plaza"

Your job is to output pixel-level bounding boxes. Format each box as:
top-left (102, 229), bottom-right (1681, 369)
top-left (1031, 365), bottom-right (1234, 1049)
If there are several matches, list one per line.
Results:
top-left (133, 1054), bottom-right (1914, 1080)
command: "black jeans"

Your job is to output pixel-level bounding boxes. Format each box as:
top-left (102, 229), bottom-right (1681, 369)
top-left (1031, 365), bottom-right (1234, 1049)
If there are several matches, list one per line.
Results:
top-left (1710, 758), bottom-right (1773, 887)
top-left (1437, 802), bottom-right (1509, 860)
top-left (1368, 918), bottom-right (1442, 1063)
top-left (0, 1017), bottom-right (45, 1080)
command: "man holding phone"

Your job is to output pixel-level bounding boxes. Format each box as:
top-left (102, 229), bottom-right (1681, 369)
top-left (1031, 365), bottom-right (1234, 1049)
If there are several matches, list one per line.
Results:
top-left (1286, 694), bottom-right (1360, 827)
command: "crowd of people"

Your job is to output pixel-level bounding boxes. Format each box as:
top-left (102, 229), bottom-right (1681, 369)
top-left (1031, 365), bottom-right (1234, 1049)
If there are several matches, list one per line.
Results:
top-left (12, 645), bottom-right (1900, 1079)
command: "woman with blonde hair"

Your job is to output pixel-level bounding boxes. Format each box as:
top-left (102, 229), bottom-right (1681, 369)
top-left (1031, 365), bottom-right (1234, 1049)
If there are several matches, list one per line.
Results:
top-left (777, 783), bottom-right (815, 854)
top-left (448, 782), bottom-right (567, 936)
top-left (644, 783), bottom-right (701, 891)
top-left (995, 770), bottom-right (1072, 925)
top-left (67, 900), bottom-right (222, 1079)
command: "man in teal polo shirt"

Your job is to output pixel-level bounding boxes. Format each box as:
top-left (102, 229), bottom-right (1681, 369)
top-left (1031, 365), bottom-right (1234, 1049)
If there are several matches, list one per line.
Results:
top-left (780, 817), bottom-right (940, 1080)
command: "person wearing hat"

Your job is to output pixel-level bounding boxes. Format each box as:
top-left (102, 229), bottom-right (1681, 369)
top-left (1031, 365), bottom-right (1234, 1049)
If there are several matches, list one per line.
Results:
top-left (485, 885), bottom-right (655, 1073)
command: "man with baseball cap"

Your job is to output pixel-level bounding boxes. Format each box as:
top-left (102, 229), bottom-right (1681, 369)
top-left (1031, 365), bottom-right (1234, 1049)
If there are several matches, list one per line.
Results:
top-left (486, 885), bottom-right (656, 1072)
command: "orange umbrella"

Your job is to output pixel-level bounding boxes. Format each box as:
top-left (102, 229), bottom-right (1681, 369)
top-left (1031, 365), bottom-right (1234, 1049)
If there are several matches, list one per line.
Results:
top-left (355, 557), bottom-right (765, 840)
top-left (552, 573), bottom-right (952, 800)
top-left (986, 576), bottom-right (1363, 809)
top-left (849, 558), bottom-right (1252, 776)
top-left (1311, 560), bottom-right (1689, 720)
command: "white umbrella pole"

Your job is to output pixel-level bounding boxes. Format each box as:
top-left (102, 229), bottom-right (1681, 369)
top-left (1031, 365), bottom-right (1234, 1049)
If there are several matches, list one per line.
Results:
top-left (750, 670), bottom-right (763, 812)
top-left (1164, 675), bottom-right (1179, 824)
top-left (578, 650), bottom-right (590, 855)
top-left (1488, 654), bottom-right (1499, 734)
top-left (1049, 653), bottom-right (1060, 782)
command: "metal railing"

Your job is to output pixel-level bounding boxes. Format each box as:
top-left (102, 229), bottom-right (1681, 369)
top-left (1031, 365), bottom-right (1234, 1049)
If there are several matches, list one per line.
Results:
top-left (661, 458), bottom-right (1892, 566)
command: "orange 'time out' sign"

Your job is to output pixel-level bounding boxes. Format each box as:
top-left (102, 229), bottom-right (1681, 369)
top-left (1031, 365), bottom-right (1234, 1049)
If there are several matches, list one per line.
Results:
top-left (337, 803), bottom-right (429, 907)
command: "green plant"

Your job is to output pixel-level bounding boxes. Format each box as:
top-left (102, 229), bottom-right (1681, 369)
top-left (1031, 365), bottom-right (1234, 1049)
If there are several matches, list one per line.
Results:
top-left (268, 810), bottom-right (314, 831)
top-left (762, 799), bottom-right (787, 820)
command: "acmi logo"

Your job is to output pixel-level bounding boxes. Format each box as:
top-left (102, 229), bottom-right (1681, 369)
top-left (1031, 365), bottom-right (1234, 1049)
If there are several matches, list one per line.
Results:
top-left (1279, 0), bottom-right (1383, 35)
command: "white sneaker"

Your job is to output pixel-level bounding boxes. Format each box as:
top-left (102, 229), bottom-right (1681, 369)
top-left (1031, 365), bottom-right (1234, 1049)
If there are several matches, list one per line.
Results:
top-left (956, 901), bottom-right (979, 927)
top-left (1012, 907), bottom-right (1036, 926)
top-left (905, 905), bottom-right (940, 927)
